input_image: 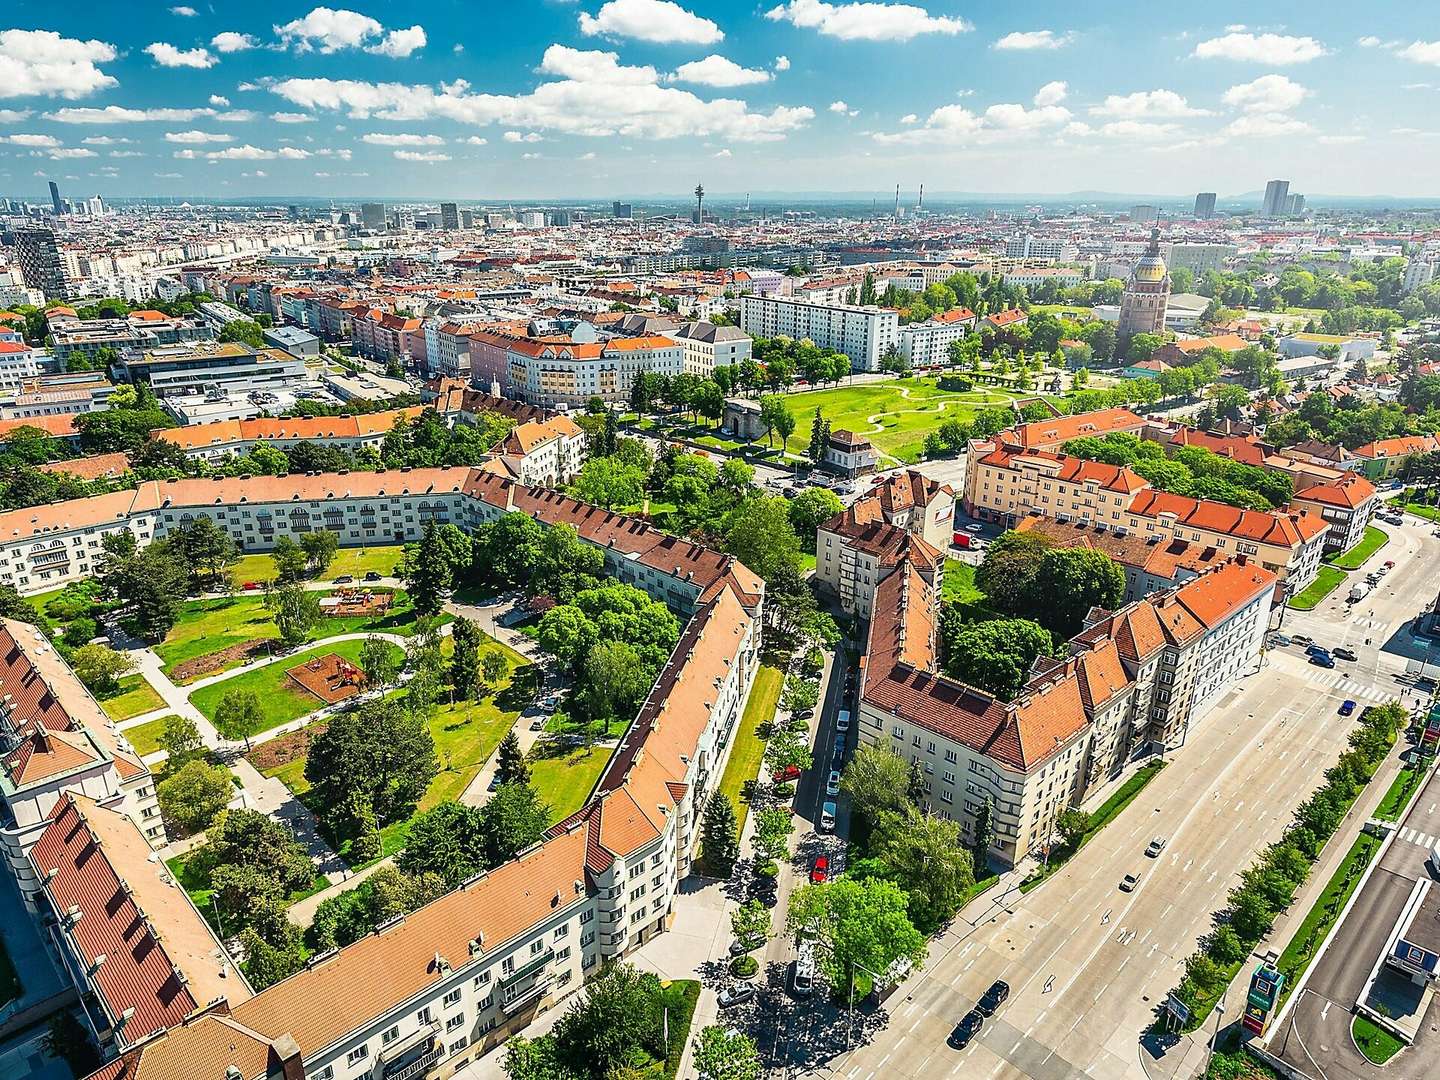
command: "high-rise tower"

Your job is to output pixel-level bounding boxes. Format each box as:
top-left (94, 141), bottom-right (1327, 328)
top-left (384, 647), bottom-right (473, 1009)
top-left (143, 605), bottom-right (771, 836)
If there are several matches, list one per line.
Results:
top-left (1117, 227), bottom-right (1170, 349)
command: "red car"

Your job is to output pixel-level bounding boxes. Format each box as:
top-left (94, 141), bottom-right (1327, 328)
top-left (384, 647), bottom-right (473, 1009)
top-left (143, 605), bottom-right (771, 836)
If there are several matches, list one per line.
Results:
top-left (772, 765), bottom-right (801, 784)
top-left (1384, 560), bottom-right (1396, 569)
top-left (242, 581), bottom-right (261, 591)
top-left (809, 856), bottom-right (830, 883)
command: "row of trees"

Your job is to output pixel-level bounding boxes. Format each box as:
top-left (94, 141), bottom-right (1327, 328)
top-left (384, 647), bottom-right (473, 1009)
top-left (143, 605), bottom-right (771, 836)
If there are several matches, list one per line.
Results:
top-left (1167, 702), bottom-right (1406, 1020)
top-left (1061, 431), bottom-right (1294, 511)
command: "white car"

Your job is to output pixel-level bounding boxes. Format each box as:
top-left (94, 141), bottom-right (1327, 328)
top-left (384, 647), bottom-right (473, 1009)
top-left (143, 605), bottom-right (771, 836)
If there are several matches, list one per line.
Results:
top-left (826, 770), bottom-right (841, 796)
top-left (1145, 837), bottom-right (1167, 858)
top-left (836, 710), bottom-right (851, 733)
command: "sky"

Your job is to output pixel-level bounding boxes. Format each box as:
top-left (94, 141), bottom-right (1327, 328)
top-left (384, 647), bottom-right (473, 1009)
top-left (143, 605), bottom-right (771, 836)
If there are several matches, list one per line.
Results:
top-left (2, 1), bottom-right (1440, 202)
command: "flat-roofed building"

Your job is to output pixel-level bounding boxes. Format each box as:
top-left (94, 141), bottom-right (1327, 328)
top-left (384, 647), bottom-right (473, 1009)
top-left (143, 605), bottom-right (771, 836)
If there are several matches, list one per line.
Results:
top-left (113, 342), bottom-right (307, 399)
top-left (739, 294), bottom-right (898, 373)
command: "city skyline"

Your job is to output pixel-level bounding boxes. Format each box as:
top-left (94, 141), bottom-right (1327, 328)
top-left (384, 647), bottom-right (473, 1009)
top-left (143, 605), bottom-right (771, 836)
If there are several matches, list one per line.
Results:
top-left (3, 2), bottom-right (1440, 199)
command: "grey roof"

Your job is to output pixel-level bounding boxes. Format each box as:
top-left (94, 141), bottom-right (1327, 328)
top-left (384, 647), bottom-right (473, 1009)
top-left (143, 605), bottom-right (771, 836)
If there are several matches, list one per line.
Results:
top-left (673, 321), bottom-right (749, 344)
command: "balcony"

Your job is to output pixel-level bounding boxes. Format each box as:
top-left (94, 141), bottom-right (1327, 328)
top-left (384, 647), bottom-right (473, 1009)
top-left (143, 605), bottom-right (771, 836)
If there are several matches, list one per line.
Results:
top-left (501, 973), bottom-right (553, 1015)
top-left (384, 1046), bottom-right (442, 1080)
top-left (498, 948), bottom-right (553, 991)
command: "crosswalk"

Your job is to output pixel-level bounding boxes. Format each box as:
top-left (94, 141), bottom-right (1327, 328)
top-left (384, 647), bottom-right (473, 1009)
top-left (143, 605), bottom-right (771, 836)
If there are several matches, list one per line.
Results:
top-left (1396, 825), bottom-right (1440, 850)
top-left (1304, 671), bottom-right (1398, 703)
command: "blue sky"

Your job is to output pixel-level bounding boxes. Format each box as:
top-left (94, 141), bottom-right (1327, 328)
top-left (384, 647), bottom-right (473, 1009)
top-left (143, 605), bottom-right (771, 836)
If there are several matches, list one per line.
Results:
top-left (1, 1), bottom-right (1438, 201)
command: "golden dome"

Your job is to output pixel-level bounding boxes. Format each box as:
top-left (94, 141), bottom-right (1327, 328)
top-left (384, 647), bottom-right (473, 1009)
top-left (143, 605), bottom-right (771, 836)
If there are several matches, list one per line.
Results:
top-left (1132, 256), bottom-right (1168, 283)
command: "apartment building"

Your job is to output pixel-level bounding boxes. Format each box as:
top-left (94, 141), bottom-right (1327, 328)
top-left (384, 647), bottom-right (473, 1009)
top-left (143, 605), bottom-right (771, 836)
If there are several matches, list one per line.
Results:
top-left (862, 469), bottom-right (956, 549)
top-left (504, 332), bottom-right (684, 410)
top-left (488, 415), bottom-right (588, 487)
top-left (822, 430), bottom-right (879, 478)
top-left (153, 406), bottom-right (425, 462)
top-left (1014, 516), bottom-right (1230, 603)
top-left (0, 372), bottom-right (115, 421)
top-left (0, 618), bottom-right (162, 901)
top-left (814, 500), bottom-right (943, 618)
top-left (0, 341), bottom-right (43, 391)
top-left (113, 342), bottom-right (308, 399)
top-left (662, 320), bottom-right (752, 377)
top-left (739, 295), bottom-right (898, 373)
top-left (352, 310), bottom-right (424, 370)
top-left (47, 309), bottom-right (211, 368)
top-left (1289, 474), bottom-right (1380, 553)
top-left (857, 555), bottom-right (1276, 865)
top-left (897, 307), bottom-right (976, 368)
top-left (1349, 435), bottom-right (1440, 480)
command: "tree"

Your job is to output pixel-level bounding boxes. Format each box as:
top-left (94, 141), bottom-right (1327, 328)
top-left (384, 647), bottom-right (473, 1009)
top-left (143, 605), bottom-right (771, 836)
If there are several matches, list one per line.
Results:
top-left (578, 640), bottom-right (650, 729)
top-left (156, 759), bottom-right (233, 836)
top-left (1054, 807), bottom-right (1092, 849)
top-left (0, 585), bottom-right (38, 623)
top-left (570, 456), bottom-right (647, 511)
top-left (480, 648), bottom-right (508, 690)
top-left (69, 642), bottom-right (135, 696)
top-left (939, 618), bottom-right (1055, 702)
top-left (218, 319), bottom-right (265, 348)
top-left (198, 808), bottom-right (315, 929)
top-left (730, 898), bottom-right (771, 947)
top-left (398, 800), bottom-right (488, 887)
top-left (170, 517), bottom-right (237, 591)
top-left (975, 531), bottom-right (1053, 617)
top-left (271, 536), bottom-right (308, 583)
top-left (700, 793), bottom-right (740, 875)
top-left (786, 878), bottom-right (927, 997)
top-left (758, 395), bottom-right (791, 449)
top-left (1033, 547), bottom-right (1126, 638)
top-left (406, 522), bottom-right (455, 617)
top-left (239, 921), bottom-right (306, 990)
top-left (694, 1026), bottom-right (762, 1080)
top-left (840, 744), bottom-right (913, 829)
top-left (476, 781), bottom-right (551, 865)
top-left (723, 495), bottom-right (802, 581)
top-left (450, 617), bottom-right (481, 700)
top-left (266, 582), bottom-right (322, 649)
top-left (550, 964), bottom-right (664, 1078)
top-left (872, 810), bottom-right (975, 933)
top-left (972, 798), bottom-right (995, 872)
top-left (305, 698), bottom-right (438, 829)
top-left (495, 730), bottom-right (531, 787)
top-left (360, 634), bottom-right (400, 687)
top-left (213, 687), bottom-right (264, 742)
top-left (788, 487), bottom-right (844, 550)
top-left (530, 522), bottom-right (606, 603)
top-left (157, 713), bottom-right (205, 769)
top-left (1126, 332), bottom-right (1165, 363)
top-left (300, 530), bottom-right (340, 575)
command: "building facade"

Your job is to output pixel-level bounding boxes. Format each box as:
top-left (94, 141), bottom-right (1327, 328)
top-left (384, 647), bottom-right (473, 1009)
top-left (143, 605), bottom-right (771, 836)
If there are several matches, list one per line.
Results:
top-left (1116, 228), bottom-right (1170, 348)
top-left (739, 295), bottom-right (898, 373)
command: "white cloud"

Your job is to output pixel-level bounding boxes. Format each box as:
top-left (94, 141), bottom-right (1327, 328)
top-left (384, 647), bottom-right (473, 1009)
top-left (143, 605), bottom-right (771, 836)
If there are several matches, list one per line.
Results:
top-left (1224, 113), bottom-right (1312, 137)
top-left (983, 102), bottom-right (1071, 131)
top-left (171, 5), bottom-right (198, 15)
top-left (1397, 42), bottom-right (1440, 66)
top-left (209, 94), bottom-right (231, 106)
top-left (579, 150), bottom-right (596, 159)
top-left (774, 55), bottom-right (790, 71)
top-left (993, 30), bottom-right (1074, 51)
top-left (874, 103), bottom-right (981, 144)
top-left (1222, 74), bottom-right (1308, 113)
top-left (1192, 32), bottom-right (1328, 64)
top-left (0, 109), bottom-right (31, 122)
top-left (178, 144), bottom-right (314, 160)
top-left (463, 135), bottom-right (488, 145)
top-left (211, 32), bottom-right (260, 53)
top-left (578, 0), bottom-right (723, 45)
top-left (1090, 89), bottom-right (1210, 118)
top-left (269, 48), bottom-right (815, 143)
top-left (764, 0), bottom-right (970, 42)
top-left (899, 112), bottom-right (917, 123)
top-left (1033, 81), bottom-right (1067, 107)
top-left (714, 148), bottom-right (731, 157)
top-left (362, 131), bottom-right (444, 145)
top-left (0, 134), bottom-right (60, 147)
top-left (828, 100), bottom-right (857, 116)
top-left (275, 8), bottom-right (426, 57)
top-left (503, 130), bottom-right (543, 142)
top-left (1095, 120), bottom-right (1181, 139)
top-left (394, 149), bottom-right (449, 161)
top-left (241, 170), bottom-right (266, 177)
top-left (81, 135), bottom-right (127, 145)
top-left (47, 105), bottom-right (219, 123)
top-left (271, 111), bottom-right (315, 123)
top-left (215, 110), bottom-right (257, 121)
top-left (0, 29), bottom-right (118, 99)
top-left (44, 147), bottom-right (95, 158)
top-left (521, 151), bottom-right (540, 159)
top-left (145, 42), bottom-right (218, 68)
top-left (1356, 36), bottom-right (1381, 48)
top-left (672, 55), bottom-right (771, 87)
top-left (165, 130), bottom-right (234, 143)
top-left (108, 149), bottom-right (144, 157)
top-left (155, 172), bottom-right (182, 178)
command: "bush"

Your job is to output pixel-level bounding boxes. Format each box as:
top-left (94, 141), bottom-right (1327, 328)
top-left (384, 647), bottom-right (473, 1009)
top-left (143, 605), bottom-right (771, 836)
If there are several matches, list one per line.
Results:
top-left (61, 617), bottom-right (98, 648)
top-left (730, 955), bottom-right (758, 978)
top-left (756, 859), bottom-right (779, 880)
top-left (773, 782), bottom-right (795, 799)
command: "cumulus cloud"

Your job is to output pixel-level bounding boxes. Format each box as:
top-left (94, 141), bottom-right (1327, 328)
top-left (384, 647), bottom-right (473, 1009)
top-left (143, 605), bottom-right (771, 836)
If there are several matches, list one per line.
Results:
top-left (463, 135), bottom-right (488, 145)
top-left (145, 42), bottom-right (218, 68)
top-left (1397, 42), bottom-right (1440, 66)
top-left (0, 108), bottom-right (31, 122)
top-left (828, 100), bottom-right (857, 116)
top-left (211, 32), bottom-right (260, 53)
top-left (1222, 74), bottom-right (1308, 113)
top-left (0, 29), bottom-right (118, 99)
top-left (164, 130), bottom-right (234, 143)
top-left (1224, 113), bottom-right (1312, 137)
top-left (774, 55), bottom-right (790, 71)
top-left (0, 133), bottom-right (60, 147)
top-left (1033, 81), bottom-right (1067, 107)
top-left (1192, 32), bottom-right (1328, 64)
top-left (177, 144), bottom-right (316, 160)
top-left (393, 149), bottom-right (449, 161)
top-left (983, 102), bottom-right (1071, 131)
top-left (361, 131), bottom-right (444, 145)
top-left (876, 94), bottom-right (1079, 145)
top-left (994, 30), bottom-right (1074, 51)
top-left (764, 0), bottom-right (970, 42)
top-left (171, 5), bottom-right (198, 15)
top-left (899, 112), bottom-right (917, 123)
top-left (271, 111), bottom-right (315, 123)
top-left (47, 105), bottom-right (220, 123)
top-left (209, 95), bottom-right (231, 107)
top-left (672, 55), bottom-right (771, 87)
top-left (44, 147), bottom-right (95, 158)
top-left (578, 0), bottom-right (723, 45)
top-left (503, 130), bottom-right (543, 142)
top-left (81, 135), bottom-right (127, 145)
top-left (1356, 36), bottom-right (1382, 48)
top-left (1090, 89), bottom-right (1211, 118)
top-left (268, 44), bottom-right (815, 142)
top-left (275, 7), bottom-right (426, 57)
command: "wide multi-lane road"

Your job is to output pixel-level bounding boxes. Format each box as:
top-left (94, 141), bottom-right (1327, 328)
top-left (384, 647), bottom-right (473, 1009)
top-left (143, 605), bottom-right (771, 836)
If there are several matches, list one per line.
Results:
top-left (807, 515), bottom-right (1440, 1080)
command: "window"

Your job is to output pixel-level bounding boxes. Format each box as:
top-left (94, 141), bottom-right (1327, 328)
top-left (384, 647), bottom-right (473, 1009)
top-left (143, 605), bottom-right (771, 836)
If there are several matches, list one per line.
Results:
top-left (554, 924), bottom-right (569, 940)
top-left (579, 909), bottom-right (594, 924)
top-left (529, 939), bottom-right (545, 956)
top-left (501, 957), bottom-right (514, 975)
top-left (557, 946), bottom-right (571, 962)
top-left (443, 988), bottom-right (462, 1007)
top-left (474, 971), bottom-right (491, 989)
top-left (311, 1068), bottom-right (333, 1080)
top-left (381, 1025), bottom-right (400, 1046)
top-left (581, 931), bottom-right (595, 948)
top-left (449, 1038), bottom-right (468, 1054)
top-left (446, 1014), bottom-right (465, 1033)
top-left (346, 1045), bottom-right (368, 1067)
top-left (418, 1007), bottom-right (433, 1025)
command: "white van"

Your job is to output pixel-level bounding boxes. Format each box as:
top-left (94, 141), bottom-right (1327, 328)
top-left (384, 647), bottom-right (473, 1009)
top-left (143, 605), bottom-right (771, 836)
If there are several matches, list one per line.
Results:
top-left (836, 709), bottom-right (851, 733)
top-left (793, 941), bottom-right (816, 997)
top-left (1430, 842), bottom-right (1440, 878)
top-left (820, 801), bottom-right (837, 832)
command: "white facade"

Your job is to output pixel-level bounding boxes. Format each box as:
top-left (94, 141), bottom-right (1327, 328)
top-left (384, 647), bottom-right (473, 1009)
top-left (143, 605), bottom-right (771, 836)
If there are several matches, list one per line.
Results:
top-left (898, 315), bottom-right (974, 367)
top-left (740, 295), bottom-right (898, 372)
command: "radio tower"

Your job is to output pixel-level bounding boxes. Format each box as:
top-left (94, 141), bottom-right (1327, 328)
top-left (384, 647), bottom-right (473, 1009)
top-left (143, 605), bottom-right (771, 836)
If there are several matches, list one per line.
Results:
top-left (918, 183), bottom-right (924, 211)
top-left (694, 182), bottom-right (705, 222)
top-left (894, 184), bottom-right (900, 216)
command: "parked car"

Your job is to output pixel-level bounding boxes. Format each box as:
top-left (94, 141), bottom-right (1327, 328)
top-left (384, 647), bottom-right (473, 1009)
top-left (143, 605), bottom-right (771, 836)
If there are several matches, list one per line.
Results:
top-left (809, 855), bottom-right (830, 883)
top-left (1268, 633), bottom-right (1292, 647)
top-left (1339, 699), bottom-right (1357, 716)
top-left (1119, 872), bottom-right (1140, 892)
top-left (242, 580), bottom-right (262, 591)
top-left (1332, 647), bottom-right (1358, 662)
top-left (1145, 837), bottom-right (1167, 858)
top-left (1290, 634), bottom-right (1313, 647)
top-left (826, 770), bottom-right (842, 796)
top-left (791, 709), bottom-right (814, 723)
top-left (773, 765), bottom-right (801, 784)
top-left (529, 718), bottom-right (545, 731)
top-left (966, 523), bottom-right (983, 533)
top-left (950, 1010), bottom-right (984, 1049)
top-left (1385, 560), bottom-right (1396, 569)
top-left (363, 571), bottom-right (383, 582)
top-left (1309, 653), bottom-right (1336, 668)
top-left (332, 575), bottom-right (354, 584)
top-left (833, 734), bottom-right (848, 760)
top-left (718, 984), bottom-right (756, 1009)
top-left (976, 980), bottom-right (1010, 1017)
top-left (820, 801), bottom-right (837, 833)
top-left (1306, 643), bottom-right (1329, 656)
top-left (836, 710), bottom-right (851, 733)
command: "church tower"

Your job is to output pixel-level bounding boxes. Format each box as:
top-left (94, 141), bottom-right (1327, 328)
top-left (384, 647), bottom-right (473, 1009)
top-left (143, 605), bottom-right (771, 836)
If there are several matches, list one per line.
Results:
top-left (1118, 227), bottom-right (1170, 348)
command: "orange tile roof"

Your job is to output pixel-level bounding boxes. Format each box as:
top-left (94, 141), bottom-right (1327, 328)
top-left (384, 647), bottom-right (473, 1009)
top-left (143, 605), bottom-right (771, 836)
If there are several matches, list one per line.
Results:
top-left (1292, 474), bottom-right (1378, 510)
top-left (155, 408), bottom-right (423, 451)
top-left (1004, 408), bottom-right (1147, 450)
top-left (1352, 435), bottom-right (1439, 459)
top-left (604, 335), bottom-right (681, 352)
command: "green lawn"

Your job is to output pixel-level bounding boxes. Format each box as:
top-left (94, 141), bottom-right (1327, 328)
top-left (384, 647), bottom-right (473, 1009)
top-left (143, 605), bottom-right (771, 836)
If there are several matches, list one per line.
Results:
top-left (189, 638), bottom-right (404, 738)
top-left (156, 588), bottom-right (437, 681)
top-left (99, 674), bottom-right (165, 721)
top-left (1274, 833), bottom-right (1382, 1006)
top-left (1021, 761), bottom-right (1166, 892)
top-left (123, 714), bottom-right (179, 757)
top-left (778, 380), bottom-right (1035, 463)
top-left (1325, 526), bottom-right (1389, 570)
top-left (942, 559), bottom-right (985, 605)
top-left (1287, 566), bottom-right (1348, 611)
top-left (229, 545), bottom-right (405, 585)
top-left (1352, 1013), bottom-right (1404, 1064)
top-left (714, 664), bottom-right (784, 836)
top-left (1375, 765), bottom-right (1425, 822)
top-left (529, 745), bottom-right (613, 824)
top-left (166, 852), bottom-right (328, 929)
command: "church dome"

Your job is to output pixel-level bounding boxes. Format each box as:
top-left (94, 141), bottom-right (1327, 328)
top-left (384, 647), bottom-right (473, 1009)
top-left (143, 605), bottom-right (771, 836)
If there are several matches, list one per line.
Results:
top-left (1132, 255), bottom-right (1168, 283)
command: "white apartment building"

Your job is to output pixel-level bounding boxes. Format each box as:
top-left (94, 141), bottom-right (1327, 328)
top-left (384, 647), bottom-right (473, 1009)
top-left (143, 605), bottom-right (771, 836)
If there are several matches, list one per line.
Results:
top-left (662, 320), bottom-right (752, 376)
top-left (490, 415), bottom-right (588, 487)
top-left (897, 309), bottom-right (976, 367)
top-left (740, 295), bottom-right (898, 372)
top-left (0, 343), bottom-right (43, 391)
top-left (1005, 235), bottom-right (1078, 260)
top-left (153, 407), bottom-right (425, 462)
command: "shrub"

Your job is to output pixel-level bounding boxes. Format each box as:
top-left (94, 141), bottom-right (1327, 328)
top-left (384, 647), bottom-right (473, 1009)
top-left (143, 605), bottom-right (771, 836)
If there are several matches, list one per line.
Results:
top-left (730, 955), bottom-right (758, 978)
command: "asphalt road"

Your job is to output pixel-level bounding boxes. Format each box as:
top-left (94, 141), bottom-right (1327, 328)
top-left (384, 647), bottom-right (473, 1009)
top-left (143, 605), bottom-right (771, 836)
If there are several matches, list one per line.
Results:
top-left (800, 516), bottom-right (1440, 1080)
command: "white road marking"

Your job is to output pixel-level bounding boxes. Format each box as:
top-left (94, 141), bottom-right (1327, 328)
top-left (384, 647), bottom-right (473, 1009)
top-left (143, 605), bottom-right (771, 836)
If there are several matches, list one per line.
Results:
top-left (1010, 1039), bottom-right (1024, 1054)
top-left (877, 1053), bottom-right (892, 1069)
top-left (1321, 1001), bottom-right (1331, 1022)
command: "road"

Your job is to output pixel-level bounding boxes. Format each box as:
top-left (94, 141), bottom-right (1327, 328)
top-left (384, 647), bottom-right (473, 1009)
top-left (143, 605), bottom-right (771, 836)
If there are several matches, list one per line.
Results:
top-left (771, 515), bottom-right (1440, 1080)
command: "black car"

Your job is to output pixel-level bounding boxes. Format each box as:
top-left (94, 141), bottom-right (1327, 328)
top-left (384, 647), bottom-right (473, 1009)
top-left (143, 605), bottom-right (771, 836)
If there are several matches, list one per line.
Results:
top-left (950, 1010), bottom-right (984, 1049)
top-left (976, 980), bottom-right (1010, 1017)
top-left (1332, 647), bottom-right (1358, 662)
top-left (363, 571), bottom-right (383, 582)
